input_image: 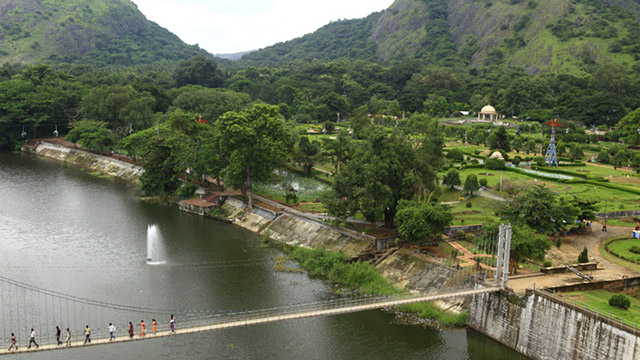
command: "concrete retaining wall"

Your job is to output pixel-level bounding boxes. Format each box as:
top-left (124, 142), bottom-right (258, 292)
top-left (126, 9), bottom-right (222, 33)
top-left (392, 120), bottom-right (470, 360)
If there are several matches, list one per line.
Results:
top-left (596, 210), bottom-right (640, 219)
top-left (445, 225), bottom-right (484, 236)
top-left (468, 290), bottom-right (640, 360)
top-left (546, 276), bottom-right (640, 294)
top-left (377, 250), bottom-right (476, 307)
top-left (30, 142), bottom-right (143, 183)
top-left (221, 199), bottom-right (371, 258)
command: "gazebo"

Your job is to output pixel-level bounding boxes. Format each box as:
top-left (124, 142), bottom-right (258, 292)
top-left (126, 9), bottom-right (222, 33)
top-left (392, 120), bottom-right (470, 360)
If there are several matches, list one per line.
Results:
top-left (478, 105), bottom-right (498, 121)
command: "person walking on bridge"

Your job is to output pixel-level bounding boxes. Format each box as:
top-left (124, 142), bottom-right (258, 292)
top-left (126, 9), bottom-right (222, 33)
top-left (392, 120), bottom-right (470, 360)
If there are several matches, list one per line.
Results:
top-left (128, 322), bottom-right (134, 338)
top-left (170, 314), bottom-right (176, 333)
top-left (56, 326), bottom-right (62, 345)
top-left (84, 325), bottom-right (91, 344)
top-left (152, 319), bottom-right (157, 335)
top-left (65, 328), bottom-right (71, 346)
top-left (7, 333), bottom-right (18, 351)
top-left (108, 323), bottom-right (116, 341)
top-left (27, 329), bottom-right (39, 349)
top-left (140, 320), bottom-right (146, 337)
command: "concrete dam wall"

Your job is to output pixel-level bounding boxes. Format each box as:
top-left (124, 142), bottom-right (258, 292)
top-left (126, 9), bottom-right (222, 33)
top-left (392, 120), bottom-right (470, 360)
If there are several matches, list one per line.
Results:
top-left (468, 290), bottom-right (640, 360)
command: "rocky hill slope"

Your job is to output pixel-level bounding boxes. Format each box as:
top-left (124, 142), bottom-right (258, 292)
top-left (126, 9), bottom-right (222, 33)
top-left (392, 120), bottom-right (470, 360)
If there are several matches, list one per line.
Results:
top-left (241, 0), bottom-right (640, 75)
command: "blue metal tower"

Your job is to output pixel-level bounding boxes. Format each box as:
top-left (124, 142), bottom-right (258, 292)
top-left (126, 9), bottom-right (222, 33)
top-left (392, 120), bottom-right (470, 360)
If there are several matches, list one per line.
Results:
top-left (544, 120), bottom-right (561, 167)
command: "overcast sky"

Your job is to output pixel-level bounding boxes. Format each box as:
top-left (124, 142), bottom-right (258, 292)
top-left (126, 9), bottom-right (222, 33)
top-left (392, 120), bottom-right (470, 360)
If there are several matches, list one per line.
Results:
top-left (131, 0), bottom-right (393, 54)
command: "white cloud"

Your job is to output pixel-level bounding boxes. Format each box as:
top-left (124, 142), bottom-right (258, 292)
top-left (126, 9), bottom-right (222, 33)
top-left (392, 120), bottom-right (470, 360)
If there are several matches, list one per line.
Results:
top-left (131, 0), bottom-right (393, 54)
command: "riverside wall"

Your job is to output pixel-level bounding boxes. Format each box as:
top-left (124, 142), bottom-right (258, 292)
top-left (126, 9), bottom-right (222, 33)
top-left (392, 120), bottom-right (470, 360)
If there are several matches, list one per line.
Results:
top-left (221, 198), bottom-right (372, 258)
top-left (377, 249), bottom-right (477, 307)
top-left (468, 290), bottom-right (640, 360)
top-left (25, 142), bottom-right (143, 183)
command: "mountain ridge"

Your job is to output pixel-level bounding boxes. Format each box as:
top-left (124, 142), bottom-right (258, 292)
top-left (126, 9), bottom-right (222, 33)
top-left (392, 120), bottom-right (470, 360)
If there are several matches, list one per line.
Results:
top-left (0, 0), bottom-right (210, 66)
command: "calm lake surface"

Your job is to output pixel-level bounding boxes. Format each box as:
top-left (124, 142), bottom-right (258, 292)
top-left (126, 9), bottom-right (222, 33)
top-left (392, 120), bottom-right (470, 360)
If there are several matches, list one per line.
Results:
top-left (0, 152), bottom-right (526, 360)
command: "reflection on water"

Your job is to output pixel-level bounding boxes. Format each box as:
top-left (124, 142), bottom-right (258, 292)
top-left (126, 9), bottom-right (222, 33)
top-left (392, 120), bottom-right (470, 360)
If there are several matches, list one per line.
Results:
top-left (0, 152), bottom-right (526, 360)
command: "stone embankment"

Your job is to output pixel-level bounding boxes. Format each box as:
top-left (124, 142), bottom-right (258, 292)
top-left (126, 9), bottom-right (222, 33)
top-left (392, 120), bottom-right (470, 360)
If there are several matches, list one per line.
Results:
top-left (220, 198), bottom-right (474, 302)
top-left (23, 142), bottom-right (143, 183)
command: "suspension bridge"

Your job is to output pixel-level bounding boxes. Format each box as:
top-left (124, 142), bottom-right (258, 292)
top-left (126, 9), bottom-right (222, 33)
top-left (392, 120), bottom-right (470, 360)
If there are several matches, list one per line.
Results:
top-left (0, 285), bottom-right (499, 356)
top-left (0, 225), bottom-right (512, 356)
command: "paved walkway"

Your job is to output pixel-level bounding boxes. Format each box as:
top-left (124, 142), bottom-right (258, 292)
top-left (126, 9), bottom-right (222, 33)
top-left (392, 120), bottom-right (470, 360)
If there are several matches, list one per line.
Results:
top-left (508, 222), bottom-right (638, 293)
top-left (448, 241), bottom-right (495, 270)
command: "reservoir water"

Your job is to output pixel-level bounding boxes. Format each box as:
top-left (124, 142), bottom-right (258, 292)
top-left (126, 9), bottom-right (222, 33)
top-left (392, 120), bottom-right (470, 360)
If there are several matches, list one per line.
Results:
top-left (0, 152), bottom-right (526, 360)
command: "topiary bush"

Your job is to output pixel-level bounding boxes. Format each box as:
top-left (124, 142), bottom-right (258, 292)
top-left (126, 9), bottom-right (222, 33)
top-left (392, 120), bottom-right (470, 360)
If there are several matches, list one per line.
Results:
top-left (456, 230), bottom-right (465, 239)
top-left (609, 294), bottom-right (631, 310)
top-left (485, 158), bottom-right (506, 170)
top-left (466, 202), bottom-right (472, 208)
top-left (543, 259), bottom-right (552, 267)
top-left (479, 178), bottom-right (488, 187)
top-left (465, 233), bottom-right (475, 242)
top-left (578, 246), bottom-right (589, 263)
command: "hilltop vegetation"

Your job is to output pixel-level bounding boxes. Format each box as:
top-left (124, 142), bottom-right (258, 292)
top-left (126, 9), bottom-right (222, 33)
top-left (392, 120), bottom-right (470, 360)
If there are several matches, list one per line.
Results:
top-left (241, 0), bottom-right (640, 75)
top-left (0, 0), bottom-right (209, 67)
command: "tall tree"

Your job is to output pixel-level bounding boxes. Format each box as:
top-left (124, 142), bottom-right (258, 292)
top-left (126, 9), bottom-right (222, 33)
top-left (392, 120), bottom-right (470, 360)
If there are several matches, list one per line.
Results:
top-left (442, 169), bottom-right (461, 190)
top-left (216, 104), bottom-right (292, 209)
top-left (326, 124), bottom-right (443, 228)
top-left (498, 185), bottom-right (578, 234)
top-left (66, 120), bottom-right (113, 153)
top-left (174, 55), bottom-right (225, 88)
top-left (487, 126), bottom-right (511, 152)
top-left (396, 199), bottom-right (453, 244)
top-left (321, 131), bottom-right (351, 173)
top-left (463, 174), bottom-right (479, 195)
top-left (296, 137), bottom-right (320, 175)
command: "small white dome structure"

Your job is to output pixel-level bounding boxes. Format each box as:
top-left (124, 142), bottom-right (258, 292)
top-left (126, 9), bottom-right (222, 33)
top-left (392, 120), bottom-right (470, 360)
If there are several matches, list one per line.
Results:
top-left (490, 151), bottom-right (504, 160)
top-left (479, 105), bottom-right (499, 121)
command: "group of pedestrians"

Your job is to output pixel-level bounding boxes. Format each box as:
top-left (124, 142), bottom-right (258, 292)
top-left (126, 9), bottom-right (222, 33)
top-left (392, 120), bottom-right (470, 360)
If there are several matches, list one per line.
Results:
top-left (6, 315), bottom-right (176, 351)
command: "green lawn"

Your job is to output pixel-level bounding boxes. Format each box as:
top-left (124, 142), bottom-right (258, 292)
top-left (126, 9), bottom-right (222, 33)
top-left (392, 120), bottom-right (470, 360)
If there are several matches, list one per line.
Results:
top-left (582, 163), bottom-right (635, 178)
top-left (607, 238), bottom-right (640, 263)
top-left (446, 195), bottom-right (500, 226)
top-left (448, 167), bottom-right (640, 212)
top-left (600, 240), bottom-right (640, 273)
top-left (606, 218), bottom-right (637, 227)
top-left (564, 289), bottom-right (640, 325)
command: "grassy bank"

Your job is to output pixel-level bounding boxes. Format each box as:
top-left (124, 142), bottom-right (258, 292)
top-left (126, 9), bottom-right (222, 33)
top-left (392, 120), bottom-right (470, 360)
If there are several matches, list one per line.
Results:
top-left (600, 237), bottom-right (640, 272)
top-left (565, 289), bottom-right (640, 323)
top-left (285, 246), bottom-right (469, 328)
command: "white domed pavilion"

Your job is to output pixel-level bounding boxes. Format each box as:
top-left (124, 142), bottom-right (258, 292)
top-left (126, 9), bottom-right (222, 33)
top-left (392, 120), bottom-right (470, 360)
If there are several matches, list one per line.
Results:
top-left (478, 105), bottom-right (498, 121)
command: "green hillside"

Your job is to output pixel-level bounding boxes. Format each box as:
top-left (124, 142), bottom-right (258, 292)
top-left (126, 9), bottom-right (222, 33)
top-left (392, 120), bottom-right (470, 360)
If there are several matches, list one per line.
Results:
top-left (239, 12), bottom-right (383, 67)
top-left (241, 0), bottom-right (640, 75)
top-left (0, 0), bottom-right (209, 66)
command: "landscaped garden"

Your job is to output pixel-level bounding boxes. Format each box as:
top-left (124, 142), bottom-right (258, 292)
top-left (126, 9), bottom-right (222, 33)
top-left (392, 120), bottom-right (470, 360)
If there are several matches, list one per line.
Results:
top-left (564, 290), bottom-right (640, 325)
top-left (605, 238), bottom-right (640, 263)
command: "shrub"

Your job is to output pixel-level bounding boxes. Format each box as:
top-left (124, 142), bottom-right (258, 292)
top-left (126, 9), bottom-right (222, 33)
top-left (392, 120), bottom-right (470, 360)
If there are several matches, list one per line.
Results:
top-left (609, 294), bottom-right (631, 310)
top-left (455, 230), bottom-right (465, 239)
top-left (466, 202), bottom-right (472, 208)
top-left (630, 246), bottom-right (640, 254)
top-left (485, 158), bottom-right (506, 170)
top-left (556, 237), bottom-right (562, 249)
top-left (479, 178), bottom-right (488, 187)
top-left (177, 183), bottom-right (197, 199)
top-left (543, 259), bottom-right (552, 267)
top-left (446, 148), bottom-right (464, 162)
top-left (578, 246), bottom-right (589, 263)
top-left (465, 233), bottom-right (475, 242)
